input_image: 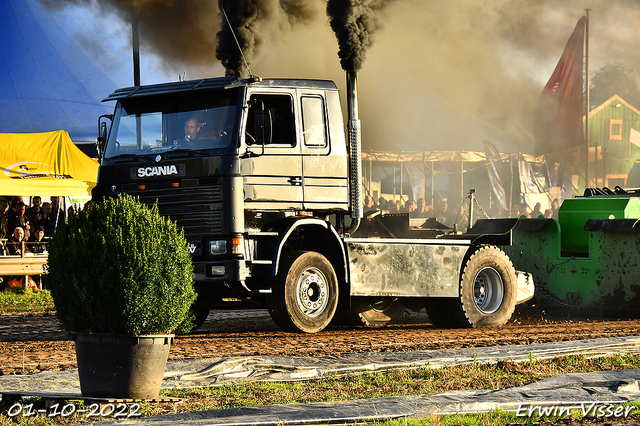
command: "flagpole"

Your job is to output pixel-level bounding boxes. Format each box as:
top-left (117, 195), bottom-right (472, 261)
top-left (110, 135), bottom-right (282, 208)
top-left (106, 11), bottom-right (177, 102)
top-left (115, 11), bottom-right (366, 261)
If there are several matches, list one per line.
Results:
top-left (584, 8), bottom-right (590, 188)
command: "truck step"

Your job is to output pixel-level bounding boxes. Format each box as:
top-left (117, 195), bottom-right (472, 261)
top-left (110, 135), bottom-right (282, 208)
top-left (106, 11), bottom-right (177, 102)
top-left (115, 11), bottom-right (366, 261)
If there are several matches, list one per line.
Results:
top-left (247, 231), bottom-right (280, 237)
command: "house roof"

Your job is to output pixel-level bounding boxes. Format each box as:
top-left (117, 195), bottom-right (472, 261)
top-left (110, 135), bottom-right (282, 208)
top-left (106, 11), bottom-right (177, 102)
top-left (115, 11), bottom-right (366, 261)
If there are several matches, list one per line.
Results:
top-left (587, 94), bottom-right (640, 118)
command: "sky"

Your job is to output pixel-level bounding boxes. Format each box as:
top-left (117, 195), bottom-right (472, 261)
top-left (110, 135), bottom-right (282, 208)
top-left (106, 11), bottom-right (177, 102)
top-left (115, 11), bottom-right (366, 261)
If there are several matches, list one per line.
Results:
top-left (37, 0), bottom-right (640, 153)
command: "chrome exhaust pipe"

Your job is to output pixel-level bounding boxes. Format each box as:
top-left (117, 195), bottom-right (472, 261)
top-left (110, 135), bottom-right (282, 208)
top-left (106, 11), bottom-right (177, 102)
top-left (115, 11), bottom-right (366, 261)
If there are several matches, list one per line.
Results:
top-left (344, 71), bottom-right (362, 235)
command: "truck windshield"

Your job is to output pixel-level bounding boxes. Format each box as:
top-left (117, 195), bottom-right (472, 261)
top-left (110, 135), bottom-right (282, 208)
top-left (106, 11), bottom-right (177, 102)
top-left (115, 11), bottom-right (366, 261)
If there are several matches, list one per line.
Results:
top-left (104, 92), bottom-right (237, 159)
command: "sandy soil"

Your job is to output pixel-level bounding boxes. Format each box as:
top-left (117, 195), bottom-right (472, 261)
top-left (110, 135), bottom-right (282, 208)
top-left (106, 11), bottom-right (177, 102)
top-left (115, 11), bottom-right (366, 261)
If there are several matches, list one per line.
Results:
top-left (0, 308), bottom-right (638, 376)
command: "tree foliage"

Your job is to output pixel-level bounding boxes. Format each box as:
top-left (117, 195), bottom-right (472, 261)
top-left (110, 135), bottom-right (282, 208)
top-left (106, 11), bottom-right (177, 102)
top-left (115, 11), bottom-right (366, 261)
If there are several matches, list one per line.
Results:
top-left (590, 62), bottom-right (640, 109)
top-left (47, 194), bottom-right (196, 335)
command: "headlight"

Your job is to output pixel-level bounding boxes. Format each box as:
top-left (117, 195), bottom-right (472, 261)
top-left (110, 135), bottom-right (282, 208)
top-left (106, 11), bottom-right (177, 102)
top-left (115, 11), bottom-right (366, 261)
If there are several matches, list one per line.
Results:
top-left (210, 265), bottom-right (226, 276)
top-left (209, 240), bottom-right (227, 255)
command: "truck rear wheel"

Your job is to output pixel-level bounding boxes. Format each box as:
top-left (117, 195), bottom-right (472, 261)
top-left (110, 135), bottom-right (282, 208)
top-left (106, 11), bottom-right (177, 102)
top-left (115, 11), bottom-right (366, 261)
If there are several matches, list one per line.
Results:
top-left (267, 251), bottom-right (338, 333)
top-left (445, 246), bottom-right (517, 328)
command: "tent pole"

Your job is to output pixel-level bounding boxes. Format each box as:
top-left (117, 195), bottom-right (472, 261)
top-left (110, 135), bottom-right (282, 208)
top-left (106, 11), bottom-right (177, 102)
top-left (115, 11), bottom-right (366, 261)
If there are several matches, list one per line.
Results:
top-left (460, 160), bottom-right (464, 205)
top-left (584, 8), bottom-right (590, 188)
top-left (132, 14), bottom-right (141, 86)
top-left (431, 161), bottom-right (435, 211)
top-left (393, 165), bottom-right (396, 202)
top-left (400, 161), bottom-right (404, 203)
top-left (509, 150), bottom-right (513, 214)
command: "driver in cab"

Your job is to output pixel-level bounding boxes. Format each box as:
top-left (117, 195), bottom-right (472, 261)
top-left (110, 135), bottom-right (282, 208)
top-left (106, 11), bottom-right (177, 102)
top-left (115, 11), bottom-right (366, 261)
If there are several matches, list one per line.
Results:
top-left (183, 117), bottom-right (201, 143)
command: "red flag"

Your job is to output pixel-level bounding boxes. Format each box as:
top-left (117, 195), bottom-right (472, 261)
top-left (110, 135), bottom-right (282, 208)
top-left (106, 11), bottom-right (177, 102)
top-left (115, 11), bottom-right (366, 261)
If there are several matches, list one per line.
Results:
top-left (534, 16), bottom-right (586, 160)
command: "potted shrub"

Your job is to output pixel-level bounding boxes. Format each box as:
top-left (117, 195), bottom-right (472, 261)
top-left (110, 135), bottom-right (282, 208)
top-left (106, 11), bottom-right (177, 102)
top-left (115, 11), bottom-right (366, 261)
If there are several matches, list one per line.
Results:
top-left (47, 194), bottom-right (196, 398)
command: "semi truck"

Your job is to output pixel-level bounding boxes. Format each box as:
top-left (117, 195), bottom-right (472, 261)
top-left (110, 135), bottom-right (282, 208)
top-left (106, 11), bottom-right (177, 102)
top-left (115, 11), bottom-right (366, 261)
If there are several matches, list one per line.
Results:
top-left (93, 71), bottom-right (534, 333)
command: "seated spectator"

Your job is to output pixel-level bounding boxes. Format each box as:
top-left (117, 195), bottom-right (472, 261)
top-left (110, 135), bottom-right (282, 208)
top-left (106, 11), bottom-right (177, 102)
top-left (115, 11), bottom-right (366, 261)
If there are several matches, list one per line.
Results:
top-left (544, 208), bottom-right (553, 219)
top-left (0, 198), bottom-right (8, 241)
top-left (9, 202), bottom-right (32, 239)
top-left (48, 196), bottom-right (66, 233)
top-left (6, 227), bottom-right (30, 256)
top-left (28, 226), bottom-right (47, 254)
top-left (512, 204), bottom-right (529, 218)
top-left (551, 198), bottom-right (561, 220)
top-left (415, 198), bottom-right (430, 218)
top-left (407, 200), bottom-right (419, 217)
top-left (363, 195), bottom-right (376, 212)
top-left (455, 203), bottom-right (470, 230)
top-left (435, 200), bottom-right (450, 225)
top-left (377, 197), bottom-right (388, 211)
top-left (6, 197), bottom-right (22, 223)
top-left (42, 202), bottom-right (53, 236)
top-left (26, 196), bottom-right (45, 230)
top-left (531, 202), bottom-right (543, 218)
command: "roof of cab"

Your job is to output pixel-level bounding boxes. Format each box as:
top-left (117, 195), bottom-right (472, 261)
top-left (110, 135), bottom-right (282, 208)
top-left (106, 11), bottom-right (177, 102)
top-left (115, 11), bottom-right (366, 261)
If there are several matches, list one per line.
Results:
top-left (103, 77), bottom-right (338, 102)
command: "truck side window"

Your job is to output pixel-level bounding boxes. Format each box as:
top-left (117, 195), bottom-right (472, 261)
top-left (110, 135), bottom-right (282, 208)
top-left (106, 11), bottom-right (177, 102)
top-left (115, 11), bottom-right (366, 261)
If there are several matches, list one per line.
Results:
top-left (247, 94), bottom-right (295, 146)
top-left (301, 96), bottom-right (327, 148)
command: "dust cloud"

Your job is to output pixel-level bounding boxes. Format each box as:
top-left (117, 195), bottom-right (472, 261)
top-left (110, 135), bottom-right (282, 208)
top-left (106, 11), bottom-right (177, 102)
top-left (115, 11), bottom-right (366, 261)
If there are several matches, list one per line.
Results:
top-left (38, 0), bottom-right (640, 153)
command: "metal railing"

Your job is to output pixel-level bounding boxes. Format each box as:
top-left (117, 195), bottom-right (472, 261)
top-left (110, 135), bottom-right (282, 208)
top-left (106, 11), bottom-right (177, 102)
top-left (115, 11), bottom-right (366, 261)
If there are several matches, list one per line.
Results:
top-left (0, 239), bottom-right (48, 289)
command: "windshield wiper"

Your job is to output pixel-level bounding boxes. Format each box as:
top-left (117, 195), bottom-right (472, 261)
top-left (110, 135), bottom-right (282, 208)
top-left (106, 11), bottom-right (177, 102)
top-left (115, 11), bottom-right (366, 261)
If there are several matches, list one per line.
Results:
top-left (162, 148), bottom-right (195, 158)
top-left (108, 153), bottom-right (144, 163)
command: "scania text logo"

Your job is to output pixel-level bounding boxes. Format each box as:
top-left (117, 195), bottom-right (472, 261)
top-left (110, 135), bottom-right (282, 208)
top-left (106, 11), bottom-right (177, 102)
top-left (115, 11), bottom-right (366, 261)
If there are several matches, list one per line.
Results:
top-left (137, 165), bottom-right (178, 178)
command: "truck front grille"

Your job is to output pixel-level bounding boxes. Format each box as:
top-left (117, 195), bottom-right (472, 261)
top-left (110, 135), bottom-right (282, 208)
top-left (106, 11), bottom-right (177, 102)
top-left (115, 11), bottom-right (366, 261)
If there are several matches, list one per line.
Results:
top-left (124, 180), bottom-right (223, 238)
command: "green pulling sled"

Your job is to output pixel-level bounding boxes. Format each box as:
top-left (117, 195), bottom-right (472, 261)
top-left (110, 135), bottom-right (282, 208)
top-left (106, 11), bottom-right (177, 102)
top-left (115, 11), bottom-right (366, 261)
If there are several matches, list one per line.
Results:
top-left (503, 187), bottom-right (640, 316)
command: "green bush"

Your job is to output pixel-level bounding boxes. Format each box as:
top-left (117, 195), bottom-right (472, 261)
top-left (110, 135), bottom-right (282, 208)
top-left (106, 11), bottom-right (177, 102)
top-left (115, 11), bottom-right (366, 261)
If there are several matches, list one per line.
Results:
top-left (47, 194), bottom-right (196, 335)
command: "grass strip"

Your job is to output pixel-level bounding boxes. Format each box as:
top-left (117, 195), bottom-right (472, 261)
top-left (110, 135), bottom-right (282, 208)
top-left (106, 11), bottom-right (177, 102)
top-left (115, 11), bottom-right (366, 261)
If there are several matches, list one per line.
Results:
top-left (0, 288), bottom-right (54, 314)
top-left (1, 353), bottom-right (639, 425)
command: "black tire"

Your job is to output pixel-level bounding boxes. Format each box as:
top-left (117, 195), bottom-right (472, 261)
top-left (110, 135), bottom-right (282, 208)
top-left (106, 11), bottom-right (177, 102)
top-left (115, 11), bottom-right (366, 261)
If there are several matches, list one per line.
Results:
top-left (452, 245), bottom-right (517, 328)
top-left (188, 282), bottom-right (213, 331)
top-left (191, 306), bottom-right (210, 329)
top-left (424, 298), bottom-right (459, 328)
top-left (267, 251), bottom-right (339, 333)
top-left (351, 297), bottom-right (405, 327)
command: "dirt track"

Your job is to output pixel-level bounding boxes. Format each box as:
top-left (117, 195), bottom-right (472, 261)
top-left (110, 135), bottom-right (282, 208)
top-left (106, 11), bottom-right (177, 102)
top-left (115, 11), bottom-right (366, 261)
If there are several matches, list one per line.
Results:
top-left (0, 308), bottom-right (639, 376)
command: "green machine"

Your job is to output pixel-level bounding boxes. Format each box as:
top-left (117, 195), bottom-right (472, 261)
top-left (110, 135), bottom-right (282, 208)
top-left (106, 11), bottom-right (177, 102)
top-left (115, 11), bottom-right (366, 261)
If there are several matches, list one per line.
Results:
top-left (503, 187), bottom-right (640, 316)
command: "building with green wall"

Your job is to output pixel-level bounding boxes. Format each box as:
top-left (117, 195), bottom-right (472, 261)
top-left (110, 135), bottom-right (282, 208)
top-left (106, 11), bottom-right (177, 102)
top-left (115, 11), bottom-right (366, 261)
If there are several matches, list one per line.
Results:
top-left (583, 95), bottom-right (640, 189)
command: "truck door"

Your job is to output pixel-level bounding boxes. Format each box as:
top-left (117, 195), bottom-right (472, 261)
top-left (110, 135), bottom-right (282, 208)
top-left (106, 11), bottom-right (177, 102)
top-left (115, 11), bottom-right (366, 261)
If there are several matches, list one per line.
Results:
top-left (299, 90), bottom-right (349, 210)
top-left (242, 91), bottom-right (303, 210)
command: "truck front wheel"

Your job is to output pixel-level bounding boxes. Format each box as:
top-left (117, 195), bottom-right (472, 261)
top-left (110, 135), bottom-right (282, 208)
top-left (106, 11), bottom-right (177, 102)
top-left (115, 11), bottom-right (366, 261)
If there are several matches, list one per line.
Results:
top-left (267, 251), bottom-right (338, 333)
top-left (452, 246), bottom-right (517, 328)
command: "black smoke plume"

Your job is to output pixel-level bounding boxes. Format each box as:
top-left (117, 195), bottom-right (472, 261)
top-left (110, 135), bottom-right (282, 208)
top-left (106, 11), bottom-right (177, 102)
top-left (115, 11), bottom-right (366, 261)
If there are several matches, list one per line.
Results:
top-left (216, 0), bottom-right (318, 77)
top-left (326, 0), bottom-right (392, 73)
top-left (38, 0), bottom-right (219, 74)
top-left (39, 0), bottom-right (316, 78)
top-left (216, 1), bottom-right (264, 77)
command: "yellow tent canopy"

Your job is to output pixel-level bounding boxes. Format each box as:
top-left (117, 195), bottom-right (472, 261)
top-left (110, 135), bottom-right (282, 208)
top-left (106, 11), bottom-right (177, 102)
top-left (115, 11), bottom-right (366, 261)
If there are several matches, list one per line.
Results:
top-left (0, 130), bottom-right (98, 196)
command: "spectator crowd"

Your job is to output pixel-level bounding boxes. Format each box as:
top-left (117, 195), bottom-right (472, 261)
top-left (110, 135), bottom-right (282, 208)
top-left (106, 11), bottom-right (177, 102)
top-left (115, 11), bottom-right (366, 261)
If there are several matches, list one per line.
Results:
top-left (0, 196), bottom-right (74, 256)
top-left (0, 196), bottom-right (78, 290)
top-left (364, 194), bottom-right (562, 229)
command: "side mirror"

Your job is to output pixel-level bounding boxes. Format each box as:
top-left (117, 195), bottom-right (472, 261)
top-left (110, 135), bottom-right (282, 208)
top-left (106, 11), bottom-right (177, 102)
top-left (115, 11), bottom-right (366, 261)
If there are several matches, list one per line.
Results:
top-left (96, 114), bottom-right (113, 161)
top-left (253, 109), bottom-right (272, 146)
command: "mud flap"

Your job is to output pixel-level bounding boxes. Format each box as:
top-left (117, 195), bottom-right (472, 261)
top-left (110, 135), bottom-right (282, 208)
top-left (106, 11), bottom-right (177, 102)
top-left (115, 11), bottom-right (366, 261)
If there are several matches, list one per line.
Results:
top-left (515, 271), bottom-right (534, 304)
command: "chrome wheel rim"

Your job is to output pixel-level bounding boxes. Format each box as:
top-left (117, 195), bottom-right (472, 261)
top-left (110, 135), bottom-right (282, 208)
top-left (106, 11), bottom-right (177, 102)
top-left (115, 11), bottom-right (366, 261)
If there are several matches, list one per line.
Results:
top-left (473, 267), bottom-right (504, 314)
top-left (295, 267), bottom-right (329, 317)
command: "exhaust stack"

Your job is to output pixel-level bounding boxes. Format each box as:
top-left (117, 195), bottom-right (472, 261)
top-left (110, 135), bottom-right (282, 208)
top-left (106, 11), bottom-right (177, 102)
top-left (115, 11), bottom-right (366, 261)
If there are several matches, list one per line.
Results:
top-left (345, 71), bottom-right (362, 234)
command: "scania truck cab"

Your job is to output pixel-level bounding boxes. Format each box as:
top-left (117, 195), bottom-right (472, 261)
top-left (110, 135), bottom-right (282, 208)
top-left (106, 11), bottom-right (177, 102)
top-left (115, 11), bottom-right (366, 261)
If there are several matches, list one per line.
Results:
top-left (94, 75), bottom-right (534, 333)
